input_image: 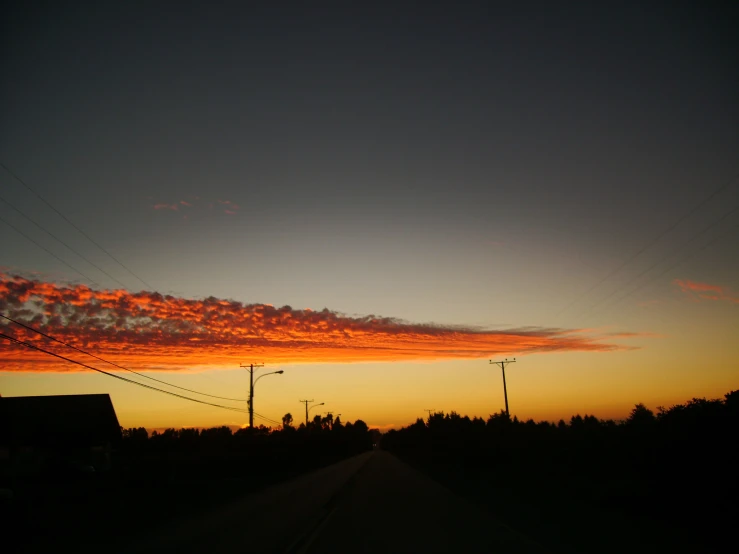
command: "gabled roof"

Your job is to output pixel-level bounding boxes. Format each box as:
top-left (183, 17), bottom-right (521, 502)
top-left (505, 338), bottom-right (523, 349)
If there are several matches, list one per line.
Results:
top-left (0, 394), bottom-right (122, 447)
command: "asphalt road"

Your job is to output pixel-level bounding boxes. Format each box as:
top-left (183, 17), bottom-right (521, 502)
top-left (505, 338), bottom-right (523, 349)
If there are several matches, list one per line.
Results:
top-left (124, 450), bottom-right (547, 554)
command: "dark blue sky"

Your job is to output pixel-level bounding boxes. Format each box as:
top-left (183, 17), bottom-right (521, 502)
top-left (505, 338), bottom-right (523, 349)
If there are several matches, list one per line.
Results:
top-left (1, 0), bottom-right (737, 325)
top-left (2, 0), bottom-right (739, 429)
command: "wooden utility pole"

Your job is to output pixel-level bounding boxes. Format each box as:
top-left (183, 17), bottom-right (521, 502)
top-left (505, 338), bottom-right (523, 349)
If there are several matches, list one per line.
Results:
top-left (299, 399), bottom-right (314, 426)
top-left (240, 363), bottom-right (264, 428)
top-left (489, 358), bottom-right (516, 417)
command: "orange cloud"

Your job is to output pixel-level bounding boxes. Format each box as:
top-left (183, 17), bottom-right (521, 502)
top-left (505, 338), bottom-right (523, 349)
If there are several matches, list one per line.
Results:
top-left (673, 279), bottom-right (739, 304)
top-left (0, 275), bottom-right (630, 372)
top-left (153, 203), bottom-right (179, 211)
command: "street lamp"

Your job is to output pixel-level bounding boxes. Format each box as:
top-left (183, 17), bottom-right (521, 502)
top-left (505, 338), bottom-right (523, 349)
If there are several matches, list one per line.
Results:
top-left (254, 370), bottom-right (284, 388)
top-left (307, 401), bottom-right (324, 425)
top-left (240, 363), bottom-right (284, 428)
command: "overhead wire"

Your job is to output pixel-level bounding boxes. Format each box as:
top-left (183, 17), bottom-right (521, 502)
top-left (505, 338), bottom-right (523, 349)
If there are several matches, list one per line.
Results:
top-left (0, 213), bottom-right (98, 285)
top-left (0, 331), bottom-right (250, 414)
top-left (583, 205), bottom-right (739, 320)
top-left (0, 192), bottom-right (130, 289)
top-left (581, 203), bottom-right (739, 317)
top-left (0, 161), bottom-right (155, 291)
top-left (1, 165), bottom-right (285, 423)
top-left (554, 172), bottom-right (739, 321)
top-left (0, 313), bottom-right (249, 402)
top-left (253, 411), bottom-right (282, 426)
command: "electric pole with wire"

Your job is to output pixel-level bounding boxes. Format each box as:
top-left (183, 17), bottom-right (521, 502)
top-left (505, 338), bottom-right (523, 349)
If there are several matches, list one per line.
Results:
top-left (424, 409), bottom-right (435, 421)
top-left (299, 399), bottom-right (324, 426)
top-left (490, 358), bottom-right (516, 417)
top-left (299, 399), bottom-right (313, 426)
top-left (241, 363), bottom-right (264, 428)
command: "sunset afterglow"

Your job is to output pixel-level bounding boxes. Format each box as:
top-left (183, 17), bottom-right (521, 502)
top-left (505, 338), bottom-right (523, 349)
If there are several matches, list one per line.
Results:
top-left (1, 2), bottom-right (736, 433)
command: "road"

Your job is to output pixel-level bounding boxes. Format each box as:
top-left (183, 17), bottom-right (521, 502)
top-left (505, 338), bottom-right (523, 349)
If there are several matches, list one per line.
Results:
top-left (124, 450), bottom-right (548, 554)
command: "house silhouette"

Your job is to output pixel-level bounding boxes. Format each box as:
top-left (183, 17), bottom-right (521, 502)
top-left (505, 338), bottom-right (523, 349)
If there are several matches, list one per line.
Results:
top-left (0, 394), bottom-right (122, 475)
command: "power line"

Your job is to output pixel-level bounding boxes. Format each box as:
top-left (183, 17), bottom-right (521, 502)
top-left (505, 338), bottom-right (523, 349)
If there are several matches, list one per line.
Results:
top-left (0, 331), bottom-right (250, 414)
top-left (554, 173), bottom-right (739, 320)
top-left (0, 213), bottom-right (98, 285)
top-left (585, 208), bottom-right (739, 319)
top-left (581, 203), bottom-right (739, 319)
top-left (253, 411), bottom-right (282, 426)
top-left (0, 161), bottom-right (155, 291)
top-left (0, 313), bottom-right (248, 402)
top-left (0, 192), bottom-right (129, 289)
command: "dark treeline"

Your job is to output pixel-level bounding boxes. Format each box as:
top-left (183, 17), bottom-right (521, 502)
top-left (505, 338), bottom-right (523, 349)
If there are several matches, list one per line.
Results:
top-left (382, 391), bottom-right (739, 554)
top-left (7, 413), bottom-right (375, 554)
top-left (118, 413), bottom-right (375, 484)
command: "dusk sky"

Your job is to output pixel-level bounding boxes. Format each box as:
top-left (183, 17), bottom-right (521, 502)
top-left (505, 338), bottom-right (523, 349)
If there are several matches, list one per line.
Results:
top-left (1, 1), bottom-right (737, 430)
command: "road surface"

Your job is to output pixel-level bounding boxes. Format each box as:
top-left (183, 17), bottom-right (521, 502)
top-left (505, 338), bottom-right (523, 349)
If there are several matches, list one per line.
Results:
top-left (124, 450), bottom-right (548, 554)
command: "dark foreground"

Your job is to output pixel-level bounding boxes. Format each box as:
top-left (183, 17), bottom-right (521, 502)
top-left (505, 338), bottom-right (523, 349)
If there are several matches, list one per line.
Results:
top-left (5, 449), bottom-right (545, 554)
top-left (8, 442), bottom-right (729, 553)
top-left (382, 393), bottom-right (739, 554)
top-left (124, 449), bottom-right (545, 554)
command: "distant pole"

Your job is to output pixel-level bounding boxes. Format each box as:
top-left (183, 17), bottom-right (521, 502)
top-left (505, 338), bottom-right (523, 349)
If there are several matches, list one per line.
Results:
top-left (299, 399), bottom-right (314, 426)
top-left (489, 358), bottom-right (516, 417)
top-left (424, 409), bottom-right (435, 420)
top-left (240, 363), bottom-right (264, 428)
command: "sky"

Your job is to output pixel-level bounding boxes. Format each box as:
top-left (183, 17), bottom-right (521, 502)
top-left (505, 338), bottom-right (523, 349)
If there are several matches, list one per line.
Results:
top-left (1, 1), bottom-right (737, 430)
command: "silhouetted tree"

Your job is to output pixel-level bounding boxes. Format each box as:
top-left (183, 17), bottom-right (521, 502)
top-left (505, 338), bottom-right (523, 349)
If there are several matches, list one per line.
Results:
top-left (626, 403), bottom-right (655, 427)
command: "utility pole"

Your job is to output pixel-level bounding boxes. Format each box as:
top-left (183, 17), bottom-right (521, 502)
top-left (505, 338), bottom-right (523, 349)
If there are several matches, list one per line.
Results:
top-left (424, 409), bottom-right (435, 420)
top-left (490, 358), bottom-right (516, 417)
top-left (240, 363), bottom-right (264, 428)
top-left (299, 399), bottom-right (324, 426)
top-left (299, 399), bottom-right (314, 426)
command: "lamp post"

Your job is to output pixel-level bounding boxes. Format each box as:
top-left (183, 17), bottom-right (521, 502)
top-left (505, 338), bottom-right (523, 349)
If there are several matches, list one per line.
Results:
top-left (241, 363), bottom-right (284, 428)
top-left (307, 401), bottom-right (324, 425)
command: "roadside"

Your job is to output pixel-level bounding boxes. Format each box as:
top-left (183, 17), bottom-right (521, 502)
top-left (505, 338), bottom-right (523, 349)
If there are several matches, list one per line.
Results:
top-left (390, 452), bottom-right (720, 554)
top-left (4, 450), bottom-right (371, 554)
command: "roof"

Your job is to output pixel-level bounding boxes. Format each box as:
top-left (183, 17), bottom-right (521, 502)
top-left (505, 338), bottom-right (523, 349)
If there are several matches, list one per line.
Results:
top-left (0, 394), bottom-right (122, 447)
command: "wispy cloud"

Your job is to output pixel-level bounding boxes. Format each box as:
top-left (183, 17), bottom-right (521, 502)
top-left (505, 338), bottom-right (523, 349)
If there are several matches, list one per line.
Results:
top-left (151, 197), bottom-right (240, 216)
top-left (218, 200), bottom-right (240, 209)
top-left (673, 279), bottom-right (739, 304)
top-left (0, 275), bottom-right (632, 372)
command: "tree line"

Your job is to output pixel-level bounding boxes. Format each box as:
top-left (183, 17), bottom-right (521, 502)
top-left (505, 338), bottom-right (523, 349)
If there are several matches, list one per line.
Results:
top-left (118, 412), bottom-right (376, 485)
top-left (381, 390), bottom-right (739, 554)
